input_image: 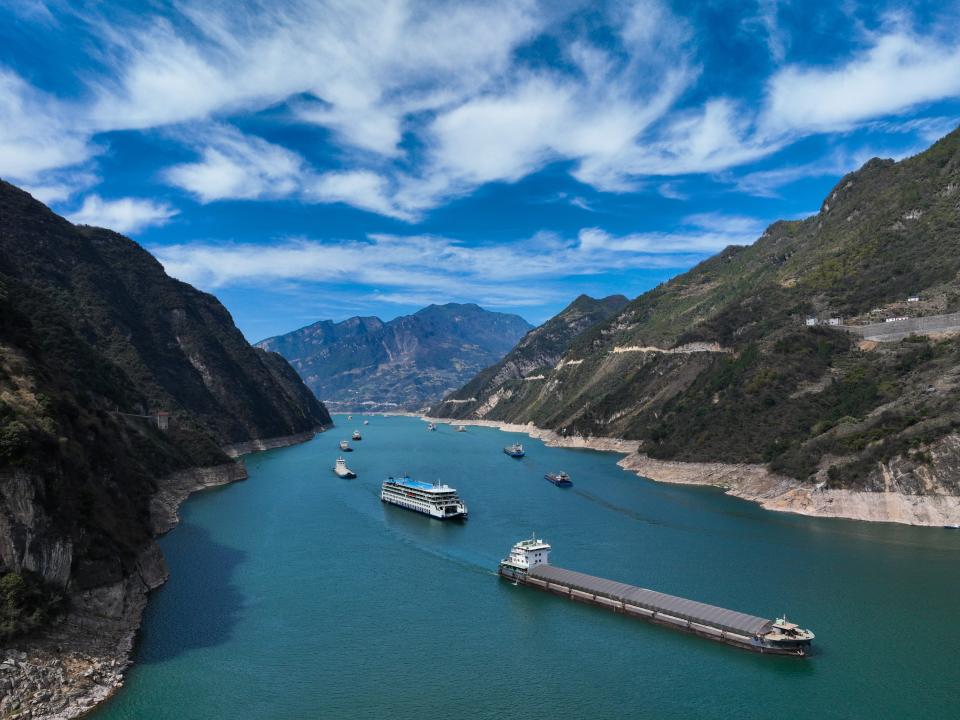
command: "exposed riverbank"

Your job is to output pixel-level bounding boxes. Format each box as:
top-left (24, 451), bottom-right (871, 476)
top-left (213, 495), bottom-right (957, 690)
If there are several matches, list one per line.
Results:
top-left (419, 415), bottom-right (960, 527)
top-left (618, 454), bottom-right (960, 527)
top-left (1, 428), bottom-right (327, 720)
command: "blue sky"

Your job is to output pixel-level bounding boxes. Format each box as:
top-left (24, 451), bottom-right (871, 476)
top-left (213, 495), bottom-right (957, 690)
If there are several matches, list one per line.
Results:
top-left (2, 0), bottom-right (960, 341)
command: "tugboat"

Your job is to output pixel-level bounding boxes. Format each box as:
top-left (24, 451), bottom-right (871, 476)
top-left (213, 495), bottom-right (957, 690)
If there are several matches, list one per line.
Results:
top-left (333, 456), bottom-right (357, 478)
top-left (339, 439), bottom-right (353, 452)
top-left (504, 443), bottom-right (525, 458)
top-left (455, 425), bottom-right (466, 433)
top-left (545, 472), bottom-right (572, 487)
top-left (352, 430), bottom-right (362, 441)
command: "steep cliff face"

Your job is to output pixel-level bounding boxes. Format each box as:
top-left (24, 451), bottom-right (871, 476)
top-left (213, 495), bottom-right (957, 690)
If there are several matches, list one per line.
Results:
top-left (432, 294), bottom-right (628, 419)
top-left (259, 303), bottom-right (532, 410)
top-left (437, 127), bottom-right (960, 501)
top-left (0, 180), bottom-right (330, 640)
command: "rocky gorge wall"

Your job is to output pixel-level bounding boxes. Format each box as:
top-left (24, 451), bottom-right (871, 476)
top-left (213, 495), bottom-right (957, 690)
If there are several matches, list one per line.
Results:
top-left (1, 428), bottom-right (324, 720)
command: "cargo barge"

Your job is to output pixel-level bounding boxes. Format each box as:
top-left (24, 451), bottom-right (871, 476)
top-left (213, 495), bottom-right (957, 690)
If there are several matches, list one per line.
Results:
top-left (499, 537), bottom-right (814, 656)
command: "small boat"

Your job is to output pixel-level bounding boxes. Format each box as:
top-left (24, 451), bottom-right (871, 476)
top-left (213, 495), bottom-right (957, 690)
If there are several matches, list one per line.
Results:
top-left (333, 456), bottom-right (357, 478)
top-left (427, 422), bottom-right (437, 431)
top-left (352, 430), bottom-right (362, 441)
top-left (504, 443), bottom-right (525, 458)
top-left (347, 415), bottom-right (352, 420)
top-left (545, 472), bottom-right (572, 487)
top-left (339, 440), bottom-right (353, 452)
top-left (455, 425), bottom-right (466, 433)
top-left (363, 420), bottom-right (370, 425)
top-left (944, 524), bottom-right (960, 530)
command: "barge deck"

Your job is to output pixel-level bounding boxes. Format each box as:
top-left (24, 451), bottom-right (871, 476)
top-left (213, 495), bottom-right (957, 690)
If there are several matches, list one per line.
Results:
top-left (499, 537), bottom-right (813, 655)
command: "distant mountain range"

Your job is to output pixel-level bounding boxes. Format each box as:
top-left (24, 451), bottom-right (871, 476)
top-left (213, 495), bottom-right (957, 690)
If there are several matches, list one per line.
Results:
top-left (0, 180), bottom-right (329, 640)
top-left (435, 126), bottom-right (960, 501)
top-left (258, 304), bottom-right (533, 411)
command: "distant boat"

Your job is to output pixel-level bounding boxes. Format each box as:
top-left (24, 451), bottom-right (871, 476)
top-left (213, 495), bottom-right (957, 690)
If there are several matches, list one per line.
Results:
top-left (945, 524), bottom-right (960, 530)
top-left (455, 425), bottom-right (466, 433)
top-left (363, 420), bottom-right (370, 425)
top-left (347, 415), bottom-right (352, 420)
top-left (352, 430), bottom-right (362, 441)
top-left (427, 422), bottom-right (437, 431)
top-left (504, 443), bottom-right (525, 458)
top-left (333, 456), bottom-right (357, 479)
top-left (339, 439), bottom-right (353, 452)
top-left (545, 472), bottom-right (572, 487)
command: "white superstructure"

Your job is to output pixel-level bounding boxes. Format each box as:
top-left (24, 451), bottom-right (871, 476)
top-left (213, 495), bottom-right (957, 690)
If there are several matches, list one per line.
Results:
top-left (499, 536), bottom-right (551, 574)
top-left (333, 457), bottom-right (356, 478)
top-left (380, 476), bottom-right (467, 520)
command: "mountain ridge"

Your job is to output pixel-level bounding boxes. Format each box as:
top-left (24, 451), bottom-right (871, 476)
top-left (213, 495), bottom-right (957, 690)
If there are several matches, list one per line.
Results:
top-left (0, 179), bottom-right (330, 646)
top-left (433, 126), bottom-right (960, 515)
top-left (259, 302), bottom-right (533, 411)
top-left (432, 293), bottom-right (629, 418)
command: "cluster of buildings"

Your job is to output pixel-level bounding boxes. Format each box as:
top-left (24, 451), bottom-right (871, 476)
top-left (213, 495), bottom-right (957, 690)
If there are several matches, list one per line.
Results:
top-left (805, 296), bottom-right (922, 328)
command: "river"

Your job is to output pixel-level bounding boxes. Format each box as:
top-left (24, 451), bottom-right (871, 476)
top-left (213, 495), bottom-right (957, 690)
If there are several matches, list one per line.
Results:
top-left (92, 414), bottom-right (960, 719)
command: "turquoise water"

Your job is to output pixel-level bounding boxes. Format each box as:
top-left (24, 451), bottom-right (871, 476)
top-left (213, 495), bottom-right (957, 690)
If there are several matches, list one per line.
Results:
top-left (93, 415), bottom-right (960, 719)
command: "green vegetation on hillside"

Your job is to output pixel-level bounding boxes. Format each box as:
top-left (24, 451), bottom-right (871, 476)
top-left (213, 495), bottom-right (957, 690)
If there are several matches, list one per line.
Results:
top-left (439, 126), bottom-right (960, 493)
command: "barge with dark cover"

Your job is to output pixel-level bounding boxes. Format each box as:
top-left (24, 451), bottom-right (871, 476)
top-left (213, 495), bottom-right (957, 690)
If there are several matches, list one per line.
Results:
top-left (499, 537), bottom-right (814, 656)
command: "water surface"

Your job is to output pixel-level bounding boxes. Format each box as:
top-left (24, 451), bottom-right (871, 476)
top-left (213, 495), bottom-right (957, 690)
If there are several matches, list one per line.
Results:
top-left (93, 415), bottom-right (960, 719)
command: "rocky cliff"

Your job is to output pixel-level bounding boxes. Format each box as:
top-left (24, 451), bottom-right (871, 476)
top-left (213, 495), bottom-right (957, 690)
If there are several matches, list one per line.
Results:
top-left (432, 127), bottom-right (960, 520)
top-left (259, 303), bottom-right (532, 411)
top-left (0, 178), bottom-right (330, 683)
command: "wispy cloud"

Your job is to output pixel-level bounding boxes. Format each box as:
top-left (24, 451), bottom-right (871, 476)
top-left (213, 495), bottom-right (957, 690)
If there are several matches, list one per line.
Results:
top-left (67, 195), bottom-right (178, 233)
top-left (2, 2), bottom-right (960, 222)
top-left (0, 69), bottom-right (95, 183)
top-left (163, 124), bottom-right (305, 202)
top-left (761, 29), bottom-right (960, 135)
top-left (151, 213), bottom-right (763, 305)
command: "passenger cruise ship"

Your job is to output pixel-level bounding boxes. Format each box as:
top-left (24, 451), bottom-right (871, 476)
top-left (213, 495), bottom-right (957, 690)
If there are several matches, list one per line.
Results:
top-left (380, 476), bottom-right (468, 520)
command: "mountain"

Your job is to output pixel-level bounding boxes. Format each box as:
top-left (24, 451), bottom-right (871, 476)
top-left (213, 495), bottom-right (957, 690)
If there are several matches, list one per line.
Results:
top-left (258, 304), bottom-right (533, 411)
top-left (0, 179), bottom-right (330, 642)
top-left (433, 127), bottom-right (960, 505)
top-left (432, 294), bottom-right (628, 419)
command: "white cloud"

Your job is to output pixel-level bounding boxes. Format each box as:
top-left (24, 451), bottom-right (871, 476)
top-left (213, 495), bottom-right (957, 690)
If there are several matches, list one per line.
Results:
top-left (4, 2), bottom-right (960, 221)
top-left (304, 170), bottom-right (409, 220)
top-left (163, 125), bottom-right (305, 202)
top-left (683, 212), bottom-right (766, 235)
top-left (21, 170), bottom-right (100, 205)
top-left (67, 195), bottom-right (178, 234)
top-left (151, 215), bottom-right (766, 307)
top-left (0, 69), bottom-right (95, 183)
top-left (762, 31), bottom-right (960, 135)
top-left (577, 213), bottom-right (762, 255)
top-left (163, 124), bottom-right (415, 219)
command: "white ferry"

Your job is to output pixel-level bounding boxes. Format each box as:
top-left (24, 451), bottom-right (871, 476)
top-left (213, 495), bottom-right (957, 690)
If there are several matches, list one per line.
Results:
top-left (380, 476), bottom-right (468, 520)
top-left (333, 457), bottom-right (357, 478)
